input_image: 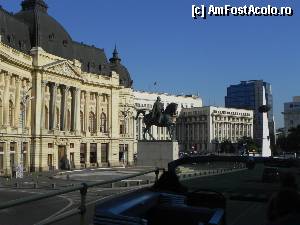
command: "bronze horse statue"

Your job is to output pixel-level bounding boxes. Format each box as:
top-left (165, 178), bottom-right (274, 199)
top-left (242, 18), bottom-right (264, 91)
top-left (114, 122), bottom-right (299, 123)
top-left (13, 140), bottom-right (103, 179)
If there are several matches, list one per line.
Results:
top-left (135, 103), bottom-right (178, 140)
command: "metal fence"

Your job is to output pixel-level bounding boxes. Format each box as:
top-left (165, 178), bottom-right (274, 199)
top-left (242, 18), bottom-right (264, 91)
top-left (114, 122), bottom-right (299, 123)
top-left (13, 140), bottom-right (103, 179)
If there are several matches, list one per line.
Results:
top-left (0, 168), bottom-right (161, 225)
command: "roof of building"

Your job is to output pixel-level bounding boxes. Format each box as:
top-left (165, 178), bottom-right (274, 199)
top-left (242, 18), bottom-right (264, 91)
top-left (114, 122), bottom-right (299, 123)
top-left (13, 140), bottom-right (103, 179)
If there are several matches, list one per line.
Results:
top-left (109, 45), bottom-right (133, 88)
top-left (0, 0), bottom-right (132, 86)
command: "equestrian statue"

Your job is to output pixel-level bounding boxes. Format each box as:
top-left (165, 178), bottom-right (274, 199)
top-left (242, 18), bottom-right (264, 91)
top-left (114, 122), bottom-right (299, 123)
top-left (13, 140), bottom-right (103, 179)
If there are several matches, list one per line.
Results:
top-left (135, 96), bottom-right (178, 140)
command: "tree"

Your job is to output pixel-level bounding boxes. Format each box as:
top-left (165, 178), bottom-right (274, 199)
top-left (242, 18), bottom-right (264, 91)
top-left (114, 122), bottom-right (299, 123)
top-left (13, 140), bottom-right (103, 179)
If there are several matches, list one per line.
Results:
top-left (220, 140), bottom-right (235, 153)
top-left (238, 136), bottom-right (259, 154)
top-left (277, 125), bottom-right (300, 153)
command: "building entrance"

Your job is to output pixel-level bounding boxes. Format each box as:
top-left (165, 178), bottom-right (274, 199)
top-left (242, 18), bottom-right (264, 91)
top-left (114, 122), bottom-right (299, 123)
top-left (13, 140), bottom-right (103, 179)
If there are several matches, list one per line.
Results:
top-left (58, 145), bottom-right (68, 170)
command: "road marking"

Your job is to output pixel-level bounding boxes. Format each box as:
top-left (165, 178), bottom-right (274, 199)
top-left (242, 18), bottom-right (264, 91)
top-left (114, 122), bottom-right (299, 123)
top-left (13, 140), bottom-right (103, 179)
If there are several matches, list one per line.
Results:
top-left (34, 196), bottom-right (74, 225)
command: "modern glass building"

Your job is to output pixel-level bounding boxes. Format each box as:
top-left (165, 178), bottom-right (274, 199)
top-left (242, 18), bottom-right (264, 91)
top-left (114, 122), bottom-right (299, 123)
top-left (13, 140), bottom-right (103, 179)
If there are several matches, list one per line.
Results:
top-left (225, 80), bottom-right (275, 150)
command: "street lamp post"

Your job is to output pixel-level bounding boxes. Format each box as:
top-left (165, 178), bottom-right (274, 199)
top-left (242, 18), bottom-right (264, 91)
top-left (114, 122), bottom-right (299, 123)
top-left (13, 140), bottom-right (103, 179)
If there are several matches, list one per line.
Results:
top-left (16, 86), bottom-right (33, 179)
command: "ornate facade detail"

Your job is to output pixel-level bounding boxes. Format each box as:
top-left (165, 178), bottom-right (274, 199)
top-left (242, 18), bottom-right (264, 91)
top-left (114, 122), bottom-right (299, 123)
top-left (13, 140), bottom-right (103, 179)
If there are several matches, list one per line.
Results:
top-left (43, 61), bottom-right (82, 80)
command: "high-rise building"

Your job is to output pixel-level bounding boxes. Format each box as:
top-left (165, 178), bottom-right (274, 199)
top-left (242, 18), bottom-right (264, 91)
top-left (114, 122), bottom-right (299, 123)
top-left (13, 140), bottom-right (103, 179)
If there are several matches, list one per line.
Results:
top-left (225, 80), bottom-right (275, 156)
top-left (283, 96), bottom-right (300, 135)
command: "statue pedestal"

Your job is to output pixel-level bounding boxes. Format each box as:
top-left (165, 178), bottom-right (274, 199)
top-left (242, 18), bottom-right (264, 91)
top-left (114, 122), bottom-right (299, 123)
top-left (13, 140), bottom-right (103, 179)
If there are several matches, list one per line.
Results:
top-left (137, 141), bottom-right (179, 169)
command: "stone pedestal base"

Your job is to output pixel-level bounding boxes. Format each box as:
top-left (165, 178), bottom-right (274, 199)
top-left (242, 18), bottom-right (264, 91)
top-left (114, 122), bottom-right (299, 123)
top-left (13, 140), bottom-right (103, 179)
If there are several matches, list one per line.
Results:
top-left (137, 141), bottom-right (179, 169)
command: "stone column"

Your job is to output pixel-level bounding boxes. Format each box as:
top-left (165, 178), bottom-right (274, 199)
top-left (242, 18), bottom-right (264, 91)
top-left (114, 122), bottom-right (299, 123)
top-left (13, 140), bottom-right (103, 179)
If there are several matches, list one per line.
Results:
top-left (139, 117), bottom-right (143, 140)
top-left (3, 72), bottom-right (10, 127)
top-left (50, 83), bottom-right (58, 130)
top-left (85, 91), bottom-right (90, 135)
top-left (96, 93), bottom-right (100, 134)
top-left (133, 116), bottom-right (136, 140)
top-left (107, 94), bottom-right (112, 137)
top-left (74, 88), bottom-right (81, 133)
top-left (62, 86), bottom-right (70, 131)
top-left (26, 89), bottom-right (31, 129)
top-left (14, 77), bottom-right (21, 128)
top-left (40, 80), bottom-right (47, 130)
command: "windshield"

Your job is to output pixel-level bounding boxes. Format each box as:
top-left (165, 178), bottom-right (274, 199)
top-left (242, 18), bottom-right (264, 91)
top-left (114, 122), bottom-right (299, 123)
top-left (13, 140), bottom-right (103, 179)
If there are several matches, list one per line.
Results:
top-left (173, 157), bottom-right (300, 225)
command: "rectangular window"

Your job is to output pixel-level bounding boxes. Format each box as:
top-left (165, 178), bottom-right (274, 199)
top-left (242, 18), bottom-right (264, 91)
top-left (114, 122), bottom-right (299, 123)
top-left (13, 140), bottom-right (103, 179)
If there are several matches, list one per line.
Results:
top-left (48, 143), bottom-right (53, 148)
top-left (47, 154), bottom-right (53, 167)
top-left (10, 142), bottom-right (16, 152)
top-left (90, 143), bottom-right (97, 164)
top-left (120, 120), bottom-right (126, 134)
top-left (10, 153), bottom-right (15, 167)
top-left (0, 154), bottom-right (3, 169)
top-left (70, 143), bottom-right (74, 148)
top-left (119, 144), bottom-right (128, 162)
top-left (101, 143), bottom-right (108, 163)
top-left (80, 143), bottom-right (86, 164)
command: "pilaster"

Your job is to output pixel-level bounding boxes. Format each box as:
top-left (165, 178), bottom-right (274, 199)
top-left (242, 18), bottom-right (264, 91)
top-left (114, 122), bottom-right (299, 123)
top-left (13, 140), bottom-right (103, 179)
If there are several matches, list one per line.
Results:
top-left (32, 70), bottom-right (43, 135)
top-left (85, 91), bottom-right (90, 136)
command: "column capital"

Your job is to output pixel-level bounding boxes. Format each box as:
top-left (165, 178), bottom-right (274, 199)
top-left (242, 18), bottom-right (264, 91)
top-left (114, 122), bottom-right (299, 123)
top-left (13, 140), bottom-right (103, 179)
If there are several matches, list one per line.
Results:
top-left (52, 82), bottom-right (59, 89)
top-left (75, 87), bottom-right (81, 94)
top-left (41, 80), bottom-right (48, 87)
top-left (15, 76), bottom-right (21, 83)
top-left (84, 91), bottom-right (90, 98)
top-left (64, 85), bottom-right (70, 92)
top-left (4, 72), bottom-right (10, 81)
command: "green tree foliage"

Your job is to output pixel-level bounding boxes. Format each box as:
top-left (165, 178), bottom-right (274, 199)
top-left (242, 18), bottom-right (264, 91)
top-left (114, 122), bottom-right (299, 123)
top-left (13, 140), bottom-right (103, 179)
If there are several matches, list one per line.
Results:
top-left (237, 136), bottom-right (259, 152)
top-left (277, 125), bottom-right (300, 153)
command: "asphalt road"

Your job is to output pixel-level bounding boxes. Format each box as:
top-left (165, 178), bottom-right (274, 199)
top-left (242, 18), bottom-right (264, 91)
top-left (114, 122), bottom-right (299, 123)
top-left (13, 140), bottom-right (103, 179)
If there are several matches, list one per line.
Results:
top-left (0, 189), bottom-right (69, 225)
top-left (0, 165), bottom-right (298, 225)
top-left (0, 168), bottom-right (156, 225)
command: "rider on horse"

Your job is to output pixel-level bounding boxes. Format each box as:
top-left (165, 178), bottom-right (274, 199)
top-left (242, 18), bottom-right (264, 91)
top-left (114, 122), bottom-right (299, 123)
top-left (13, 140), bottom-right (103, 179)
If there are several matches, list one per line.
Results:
top-left (151, 96), bottom-right (164, 123)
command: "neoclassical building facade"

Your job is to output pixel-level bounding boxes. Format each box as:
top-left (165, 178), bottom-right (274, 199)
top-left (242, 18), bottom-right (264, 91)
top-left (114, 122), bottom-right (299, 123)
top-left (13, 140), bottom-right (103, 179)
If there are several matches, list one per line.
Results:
top-left (0, 0), bottom-right (135, 176)
top-left (177, 106), bottom-right (253, 152)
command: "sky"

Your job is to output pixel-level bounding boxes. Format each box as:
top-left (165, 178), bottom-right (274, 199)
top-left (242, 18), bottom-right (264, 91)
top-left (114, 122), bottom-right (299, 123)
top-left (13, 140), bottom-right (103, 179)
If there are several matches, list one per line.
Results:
top-left (1, 0), bottom-right (299, 128)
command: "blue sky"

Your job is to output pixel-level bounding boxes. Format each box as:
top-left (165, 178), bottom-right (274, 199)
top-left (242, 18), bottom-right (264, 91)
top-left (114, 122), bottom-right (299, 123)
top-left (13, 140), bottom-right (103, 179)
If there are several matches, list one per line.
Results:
top-left (1, 0), bottom-right (299, 128)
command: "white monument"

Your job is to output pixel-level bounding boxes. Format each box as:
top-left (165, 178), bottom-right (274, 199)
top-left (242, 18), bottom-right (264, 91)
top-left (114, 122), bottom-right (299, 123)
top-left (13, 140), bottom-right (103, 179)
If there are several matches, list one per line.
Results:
top-left (262, 87), bottom-right (272, 157)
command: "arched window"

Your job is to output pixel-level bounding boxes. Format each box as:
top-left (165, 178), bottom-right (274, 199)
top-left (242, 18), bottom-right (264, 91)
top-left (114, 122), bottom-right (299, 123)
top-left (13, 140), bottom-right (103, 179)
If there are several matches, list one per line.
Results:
top-left (100, 112), bottom-right (107, 133)
top-left (9, 101), bottom-right (14, 126)
top-left (89, 112), bottom-right (96, 133)
top-left (80, 111), bottom-right (84, 132)
top-left (67, 109), bottom-right (71, 131)
top-left (45, 106), bottom-right (49, 129)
